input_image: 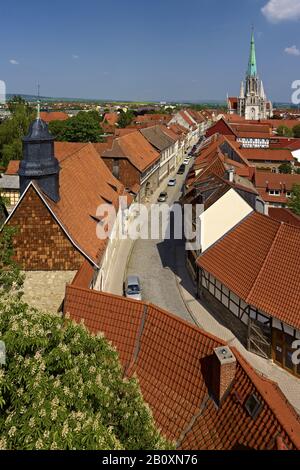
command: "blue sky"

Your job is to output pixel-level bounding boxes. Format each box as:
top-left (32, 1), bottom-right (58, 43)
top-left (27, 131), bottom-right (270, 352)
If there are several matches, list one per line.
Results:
top-left (1, 0), bottom-right (300, 102)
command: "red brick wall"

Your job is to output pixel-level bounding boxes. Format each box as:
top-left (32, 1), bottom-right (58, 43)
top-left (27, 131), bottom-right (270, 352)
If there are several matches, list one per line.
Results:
top-left (7, 186), bottom-right (84, 271)
top-left (102, 157), bottom-right (140, 189)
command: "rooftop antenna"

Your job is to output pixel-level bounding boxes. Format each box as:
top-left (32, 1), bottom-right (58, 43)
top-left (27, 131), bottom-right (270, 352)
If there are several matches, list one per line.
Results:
top-left (37, 82), bottom-right (40, 119)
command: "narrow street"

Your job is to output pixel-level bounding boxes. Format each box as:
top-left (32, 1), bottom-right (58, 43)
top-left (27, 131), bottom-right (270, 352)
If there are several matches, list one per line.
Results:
top-left (126, 165), bottom-right (193, 323)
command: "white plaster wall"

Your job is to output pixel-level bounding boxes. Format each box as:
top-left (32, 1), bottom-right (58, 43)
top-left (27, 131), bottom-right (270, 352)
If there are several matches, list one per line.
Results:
top-left (200, 188), bottom-right (253, 252)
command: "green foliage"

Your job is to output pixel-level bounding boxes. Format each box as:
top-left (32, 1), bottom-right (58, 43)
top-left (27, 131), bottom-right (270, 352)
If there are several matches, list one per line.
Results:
top-left (288, 184), bottom-right (300, 216)
top-left (292, 124), bottom-right (300, 138)
top-left (0, 299), bottom-right (172, 450)
top-left (278, 163), bottom-right (293, 174)
top-left (48, 112), bottom-right (104, 143)
top-left (0, 97), bottom-right (34, 168)
top-left (117, 110), bottom-right (134, 128)
top-left (0, 226), bottom-right (24, 296)
top-left (276, 125), bottom-right (293, 137)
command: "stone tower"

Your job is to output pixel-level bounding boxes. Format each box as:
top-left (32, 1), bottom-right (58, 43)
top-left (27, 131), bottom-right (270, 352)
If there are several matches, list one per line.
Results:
top-left (237, 30), bottom-right (273, 120)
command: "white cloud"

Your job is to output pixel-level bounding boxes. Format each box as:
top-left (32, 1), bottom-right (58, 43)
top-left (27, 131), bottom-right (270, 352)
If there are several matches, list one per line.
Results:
top-left (9, 59), bottom-right (19, 65)
top-left (262, 0), bottom-right (300, 23)
top-left (285, 44), bottom-right (300, 55)
top-left (72, 54), bottom-right (79, 59)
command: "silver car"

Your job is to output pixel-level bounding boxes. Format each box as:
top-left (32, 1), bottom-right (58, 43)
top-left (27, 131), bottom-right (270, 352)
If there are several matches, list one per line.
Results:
top-left (124, 275), bottom-right (142, 301)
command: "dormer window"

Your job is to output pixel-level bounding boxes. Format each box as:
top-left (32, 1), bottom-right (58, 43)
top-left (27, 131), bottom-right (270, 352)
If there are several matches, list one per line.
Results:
top-left (269, 190), bottom-right (280, 196)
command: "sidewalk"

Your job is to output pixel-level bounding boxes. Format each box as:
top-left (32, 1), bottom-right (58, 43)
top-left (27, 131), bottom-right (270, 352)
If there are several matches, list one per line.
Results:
top-left (174, 244), bottom-right (300, 415)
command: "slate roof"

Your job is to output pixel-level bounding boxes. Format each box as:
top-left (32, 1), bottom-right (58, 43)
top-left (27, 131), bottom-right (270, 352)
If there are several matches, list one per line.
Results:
top-left (140, 125), bottom-right (176, 152)
top-left (198, 212), bottom-right (300, 330)
top-left (0, 174), bottom-right (19, 190)
top-left (64, 285), bottom-right (300, 450)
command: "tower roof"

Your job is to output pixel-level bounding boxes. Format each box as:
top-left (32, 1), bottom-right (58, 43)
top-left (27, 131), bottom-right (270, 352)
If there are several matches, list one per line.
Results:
top-left (247, 29), bottom-right (257, 77)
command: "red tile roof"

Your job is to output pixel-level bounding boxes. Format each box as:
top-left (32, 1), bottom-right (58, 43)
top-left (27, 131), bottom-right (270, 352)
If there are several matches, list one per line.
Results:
top-left (134, 114), bottom-right (171, 125)
top-left (70, 260), bottom-right (95, 288)
top-left (255, 171), bottom-right (300, 191)
top-left (179, 110), bottom-right (196, 128)
top-left (269, 208), bottom-right (300, 227)
top-left (198, 212), bottom-right (300, 330)
top-left (103, 113), bottom-right (119, 126)
top-left (92, 142), bottom-right (112, 156)
top-left (238, 148), bottom-right (294, 163)
top-left (13, 143), bottom-right (126, 266)
top-left (262, 119), bottom-right (300, 130)
top-left (231, 123), bottom-right (272, 137)
top-left (40, 111), bottom-right (69, 123)
top-left (64, 285), bottom-right (300, 450)
top-left (228, 97), bottom-right (238, 110)
top-left (102, 130), bottom-right (160, 173)
top-left (5, 160), bottom-right (21, 175)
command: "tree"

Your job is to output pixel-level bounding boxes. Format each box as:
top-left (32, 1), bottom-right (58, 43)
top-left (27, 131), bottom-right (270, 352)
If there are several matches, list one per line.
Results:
top-left (49, 111), bottom-right (104, 143)
top-left (0, 299), bottom-right (171, 450)
top-left (278, 163), bottom-right (293, 174)
top-left (117, 110), bottom-right (134, 128)
top-left (276, 125), bottom-right (293, 137)
top-left (0, 227), bottom-right (170, 451)
top-left (288, 184), bottom-right (300, 216)
top-left (292, 124), bottom-right (300, 138)
top-left (0, 97), bottom-right (34, 168)
top-left (0, 226), bottom-right (24, 295)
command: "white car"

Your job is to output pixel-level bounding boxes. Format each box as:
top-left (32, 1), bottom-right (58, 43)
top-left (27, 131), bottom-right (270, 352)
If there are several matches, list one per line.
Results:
top-left (168, 178), bottom-right (177, 187)
top-left (183, 159), bottom-right (189, 165)
top-left (124, 275), bottom-right (142, 301)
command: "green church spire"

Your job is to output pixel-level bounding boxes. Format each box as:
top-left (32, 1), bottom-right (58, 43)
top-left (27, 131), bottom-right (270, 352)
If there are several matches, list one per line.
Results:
top-left (247, 29), bottom-right (257, 77)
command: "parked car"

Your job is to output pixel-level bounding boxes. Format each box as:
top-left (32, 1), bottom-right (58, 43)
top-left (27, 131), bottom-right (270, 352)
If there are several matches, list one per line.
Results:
top-left (157, 192), bottom-right (168, 203)
top-left (177, 165), bottom-right (186, 175)
top-left (124, 275), bottom-right (142, 301)
top-left (183, 158), bottom-right (189, 165)
top-left (168, 178), bottom-right (177, 187)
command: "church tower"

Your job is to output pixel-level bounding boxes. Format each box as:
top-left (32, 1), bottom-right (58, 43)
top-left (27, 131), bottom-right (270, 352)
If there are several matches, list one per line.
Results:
top-left (19, 103), bottom-right (60, 202)
top-left (236, 30), bottom-right (273, 120)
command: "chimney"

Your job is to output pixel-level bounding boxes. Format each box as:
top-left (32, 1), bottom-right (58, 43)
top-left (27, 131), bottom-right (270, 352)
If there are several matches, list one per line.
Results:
top-left (226, 167), bottom-right (235, 183)
top-left (211, 346), bottom-right (236, 406)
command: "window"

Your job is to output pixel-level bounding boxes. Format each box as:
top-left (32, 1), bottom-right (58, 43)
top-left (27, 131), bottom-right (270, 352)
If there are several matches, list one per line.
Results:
top-left (244, 394), bottom-right (263, 420)
top-left (286, 191), bottom-right (292, 198)
top-left (269, 190), bottom-right (280, 196)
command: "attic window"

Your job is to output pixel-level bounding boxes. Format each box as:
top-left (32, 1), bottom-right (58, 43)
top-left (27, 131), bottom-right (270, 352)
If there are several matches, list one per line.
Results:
top-left (100, 195), bottom-right (113, 205)
top-left (90, 215), bottom-right (104, 224)
top-left (244, 394), bottom-right (263, 420)
top-left (108, 183), bottom-right (118, 192)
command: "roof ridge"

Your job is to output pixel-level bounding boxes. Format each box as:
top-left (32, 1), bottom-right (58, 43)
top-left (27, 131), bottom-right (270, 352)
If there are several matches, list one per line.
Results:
top-left (66, 284), bottom-right (227, 346)
top-left (246, 219), bottom-right (282, 303)
top-left (56, 142), bottom-right (91, 163)
top-left (197, 210), bottom-right (255, 258)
